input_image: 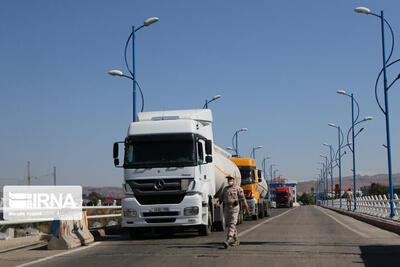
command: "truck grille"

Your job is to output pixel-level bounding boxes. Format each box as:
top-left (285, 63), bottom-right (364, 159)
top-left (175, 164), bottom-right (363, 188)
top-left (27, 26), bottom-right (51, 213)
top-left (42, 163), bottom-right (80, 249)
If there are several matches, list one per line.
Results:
top-left (135, 194), bottom-right (185, 205)
top-left (143, 211), bottom-right (179, 217)
top-left (145, 218), bottom-right (176, 223)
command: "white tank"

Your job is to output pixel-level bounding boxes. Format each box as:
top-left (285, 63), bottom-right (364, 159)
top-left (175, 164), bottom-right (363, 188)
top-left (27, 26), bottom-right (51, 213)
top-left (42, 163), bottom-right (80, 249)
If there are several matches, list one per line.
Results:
top-left (213, 145), bottom-right (241, 196)
top-left (257, 170), bottom-right (268, 199)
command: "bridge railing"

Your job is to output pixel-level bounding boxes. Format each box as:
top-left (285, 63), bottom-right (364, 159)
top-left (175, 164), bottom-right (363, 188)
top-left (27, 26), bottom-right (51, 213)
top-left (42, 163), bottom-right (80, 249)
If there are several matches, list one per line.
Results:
top-left (320, 194), bottom-right (400, 220)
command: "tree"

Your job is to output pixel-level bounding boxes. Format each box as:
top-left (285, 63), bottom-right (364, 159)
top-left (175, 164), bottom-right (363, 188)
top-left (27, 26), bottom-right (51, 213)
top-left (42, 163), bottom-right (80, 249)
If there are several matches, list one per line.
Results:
top-left (369, 183), bottom-right (389, 196)
top-left (298, 192), bottom-right (315, 205)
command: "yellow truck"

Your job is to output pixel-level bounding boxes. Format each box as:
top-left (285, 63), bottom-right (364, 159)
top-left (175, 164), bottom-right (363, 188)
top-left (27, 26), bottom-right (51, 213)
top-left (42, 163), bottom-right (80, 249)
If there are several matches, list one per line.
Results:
top-left (231, 158), bottom-right (271, 220)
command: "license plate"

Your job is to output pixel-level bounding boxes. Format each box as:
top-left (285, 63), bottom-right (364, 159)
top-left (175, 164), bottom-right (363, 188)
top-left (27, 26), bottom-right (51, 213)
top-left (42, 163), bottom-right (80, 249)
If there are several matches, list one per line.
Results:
top-left (152, 207), bottom-right (169, 212)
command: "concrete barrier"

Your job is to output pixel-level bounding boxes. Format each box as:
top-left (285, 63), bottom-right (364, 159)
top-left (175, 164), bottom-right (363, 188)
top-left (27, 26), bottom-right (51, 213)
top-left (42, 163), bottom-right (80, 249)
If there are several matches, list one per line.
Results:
top-left (48, 211), bottom-right (94, 250)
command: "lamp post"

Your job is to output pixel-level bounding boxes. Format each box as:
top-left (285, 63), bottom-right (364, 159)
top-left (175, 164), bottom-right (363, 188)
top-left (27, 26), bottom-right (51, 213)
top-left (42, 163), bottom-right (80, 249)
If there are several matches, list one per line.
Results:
top-left (270, 164), bottom-right (277, 184)
top-left (320, 155), bottom-right (328, 205)
top-left (109, 17), bottom-right (159, 122)
top-left (262, 156), bottom-right (270, 181)
top-left (250, 146), bottom-right (263, 161)
top-left (328, 123), bottom-right (344, 208)
top-left (354, 6), bottom-right (398, 218)
top-left (323, 143), bottom-right (335, 207)
top-left (337, 90), bottom-right (373, 210)
top-left (231, 128), bottom-right (247, 156)
top-left (203, 95), bottom-right (221, 109)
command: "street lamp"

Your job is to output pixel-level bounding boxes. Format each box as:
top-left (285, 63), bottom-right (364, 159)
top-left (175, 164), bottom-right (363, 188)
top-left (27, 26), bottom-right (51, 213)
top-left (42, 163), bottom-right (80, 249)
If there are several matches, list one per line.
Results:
top-left (354, 6), bottom-right (400, 218)
top-left (323, 143), bottom-right (335, 207)
top-left (320, 155), bottom-right (328, 204)
top-left (231, 128), bottom-right (248, 156)
top-left (250, 146), bottom-right (263, 161)
top-left (108, 17), bottom-right (159, 122)
top-left (328, 123), bottom-right (345, 208)
top-left (203, 95), bottom-right (221, 109)
top-left (262, 156), bottom-right (270, 182)
top-left (337, 90), bottom-right (372, 211)
top-left (270, 163), bottom-right (277, 185)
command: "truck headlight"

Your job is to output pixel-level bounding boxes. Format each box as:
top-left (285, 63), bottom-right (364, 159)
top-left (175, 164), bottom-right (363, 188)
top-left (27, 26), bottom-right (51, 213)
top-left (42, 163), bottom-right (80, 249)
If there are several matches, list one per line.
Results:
top-left (184, 207), bottom-right (199, 216)
top-left (123, 209), bottom-right (137, 217)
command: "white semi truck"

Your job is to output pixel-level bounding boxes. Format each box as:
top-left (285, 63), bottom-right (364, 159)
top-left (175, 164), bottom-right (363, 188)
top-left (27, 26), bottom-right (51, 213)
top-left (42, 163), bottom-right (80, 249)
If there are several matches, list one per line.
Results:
top-left (113, 109), bottom-right (241, 237)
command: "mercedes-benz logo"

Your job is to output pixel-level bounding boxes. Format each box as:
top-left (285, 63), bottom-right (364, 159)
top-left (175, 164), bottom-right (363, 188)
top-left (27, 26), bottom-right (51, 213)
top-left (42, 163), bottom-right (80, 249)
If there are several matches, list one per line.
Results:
top-left (154, 179), bottom-right (165, 191)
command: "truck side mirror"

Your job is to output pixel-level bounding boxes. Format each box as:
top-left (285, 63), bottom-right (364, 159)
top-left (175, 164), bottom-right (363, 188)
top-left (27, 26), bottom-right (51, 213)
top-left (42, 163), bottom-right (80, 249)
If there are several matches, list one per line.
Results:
top-left (205, 140), bottom-right (212, 155)
top-left (205, 155), bottom-right (213, 163)
top-left (113, 142), bottom-right (119, 159)
top-left (113, 142), bottom-right (124, 168)
top-left (257, 170), bottom-right (262, 178)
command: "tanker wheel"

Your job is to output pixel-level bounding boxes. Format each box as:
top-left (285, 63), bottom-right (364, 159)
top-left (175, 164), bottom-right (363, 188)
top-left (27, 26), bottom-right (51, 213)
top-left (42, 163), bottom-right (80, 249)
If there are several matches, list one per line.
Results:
top-left (252, 206), bottom-right (258, 220)
top-left (259, 204), bottom-right (265, 219)
top-left (238, 209), bottom-right (244, 224)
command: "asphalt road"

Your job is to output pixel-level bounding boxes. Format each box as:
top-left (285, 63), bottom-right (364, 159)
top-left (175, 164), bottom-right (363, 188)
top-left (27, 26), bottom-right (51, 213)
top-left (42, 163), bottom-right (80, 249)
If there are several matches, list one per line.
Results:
top-left (2, 206), bottom-right (400, 267)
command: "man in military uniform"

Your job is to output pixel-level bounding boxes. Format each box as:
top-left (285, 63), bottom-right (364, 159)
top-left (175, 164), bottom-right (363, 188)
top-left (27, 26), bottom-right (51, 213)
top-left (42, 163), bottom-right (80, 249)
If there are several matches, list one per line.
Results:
top-left (216, 175), bottom-right (250, 248)
top-left (346, 189), bottom-right (354, 211)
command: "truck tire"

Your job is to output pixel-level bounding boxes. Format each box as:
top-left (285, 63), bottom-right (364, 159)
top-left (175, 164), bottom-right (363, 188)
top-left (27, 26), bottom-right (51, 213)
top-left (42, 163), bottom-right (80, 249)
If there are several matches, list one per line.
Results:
top-left (265, 202), bottom-right (271, 217)
top-left (252, 206), bottom-right (258, 220)
top-left (215, 212), bottom-right (226, 231)
top-left (259, 203), bottom-right (264, 218)
top-left (199, 210), bottom-right (212, 236)
top-left (238, 209), bottom-right (244, 224)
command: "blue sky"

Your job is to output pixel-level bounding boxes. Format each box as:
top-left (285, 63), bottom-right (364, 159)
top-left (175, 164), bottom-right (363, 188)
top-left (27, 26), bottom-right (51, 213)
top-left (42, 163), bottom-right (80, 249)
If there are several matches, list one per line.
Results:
top-left (1, 0), bottom-right (400, 187)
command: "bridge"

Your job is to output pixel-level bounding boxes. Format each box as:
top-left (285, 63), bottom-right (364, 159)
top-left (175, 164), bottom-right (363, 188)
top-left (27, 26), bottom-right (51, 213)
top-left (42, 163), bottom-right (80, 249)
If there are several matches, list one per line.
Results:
top-left (1, 206), bottom-right (400, 267)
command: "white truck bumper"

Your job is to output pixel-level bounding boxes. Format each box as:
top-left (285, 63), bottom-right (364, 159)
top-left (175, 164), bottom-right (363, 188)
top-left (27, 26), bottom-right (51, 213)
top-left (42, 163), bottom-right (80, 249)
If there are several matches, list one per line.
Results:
top-left (122, 194), bottom-right (204, 228)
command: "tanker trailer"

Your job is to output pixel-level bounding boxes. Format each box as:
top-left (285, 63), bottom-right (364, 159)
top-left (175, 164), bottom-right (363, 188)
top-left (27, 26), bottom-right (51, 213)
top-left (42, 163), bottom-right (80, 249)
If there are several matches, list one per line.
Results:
top-left (212, 145), bottom-right (242, 230)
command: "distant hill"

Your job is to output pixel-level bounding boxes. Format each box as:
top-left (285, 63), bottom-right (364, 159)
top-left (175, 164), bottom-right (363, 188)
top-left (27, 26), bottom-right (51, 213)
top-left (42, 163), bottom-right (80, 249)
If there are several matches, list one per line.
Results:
top-left (296, 173), bottom-right (400, 194)
top-left (83, 186), bottom-right (124, 197)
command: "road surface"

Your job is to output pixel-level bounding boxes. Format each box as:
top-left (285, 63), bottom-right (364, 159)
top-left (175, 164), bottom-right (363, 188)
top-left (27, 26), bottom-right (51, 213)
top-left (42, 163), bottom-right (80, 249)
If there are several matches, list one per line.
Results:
top-left (2, 206), bottom-right (400, 267)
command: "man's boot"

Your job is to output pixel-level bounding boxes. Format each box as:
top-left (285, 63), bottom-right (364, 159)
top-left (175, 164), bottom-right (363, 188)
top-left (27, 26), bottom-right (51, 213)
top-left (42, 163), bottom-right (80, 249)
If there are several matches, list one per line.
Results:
top-left (231, 235), bottom-right (240, 247)
top-left (223, 236), bottom-right (233, 249)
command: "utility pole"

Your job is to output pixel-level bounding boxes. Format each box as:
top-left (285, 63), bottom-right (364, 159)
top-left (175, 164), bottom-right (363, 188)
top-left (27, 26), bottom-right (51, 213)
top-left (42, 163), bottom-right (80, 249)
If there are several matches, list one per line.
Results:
top-left (27, 161), bottom-right (31, 185)
top-left (53, 166), bottom-right (56, 185)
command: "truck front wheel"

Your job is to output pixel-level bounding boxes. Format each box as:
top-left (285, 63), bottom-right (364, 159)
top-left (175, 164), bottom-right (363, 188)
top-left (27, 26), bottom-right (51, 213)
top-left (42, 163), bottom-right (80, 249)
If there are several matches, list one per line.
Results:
top-left (199, 209), bottom-right (212, 236)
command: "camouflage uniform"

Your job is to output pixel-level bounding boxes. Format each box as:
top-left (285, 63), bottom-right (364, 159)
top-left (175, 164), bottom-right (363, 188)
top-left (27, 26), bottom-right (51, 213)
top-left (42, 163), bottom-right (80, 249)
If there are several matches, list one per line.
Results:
top-left (219, 184), bottom-right (248, 245)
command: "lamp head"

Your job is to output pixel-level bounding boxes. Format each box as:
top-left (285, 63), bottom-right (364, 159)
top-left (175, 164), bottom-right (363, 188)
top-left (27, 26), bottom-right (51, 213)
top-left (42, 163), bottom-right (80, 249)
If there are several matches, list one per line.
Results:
top-left (320, 154), bottom-right (325, 158)
top-left (226, 146), bottom-right (233, 150)
top-left (144, 17), bottom-right (159, 26)
top-left (328, 123), bottom-right (336, 127)
top-left (337, 90), bottom-right (347, 95)
top-left (256, 146), bottom-right (263, 149)
top-left (212, 95), bottom-right (221, 101)
top-left (363, 116), bottom-right (373, 121)
top-left (240, 128), bottom-right (248, 132)
top-left (323, 143), bottom-right (330, 147)
top-left (354, 7), bottom-right (371, 15)
top-left (108, 70), bottom-right (124, 76)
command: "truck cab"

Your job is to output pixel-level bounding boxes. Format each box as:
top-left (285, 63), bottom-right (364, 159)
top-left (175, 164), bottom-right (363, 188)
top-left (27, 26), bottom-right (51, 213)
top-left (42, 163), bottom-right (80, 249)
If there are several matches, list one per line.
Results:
top-left (113, 109), bottom-right (235, 237)
top-left (275, 187), bottom-right (292, 208)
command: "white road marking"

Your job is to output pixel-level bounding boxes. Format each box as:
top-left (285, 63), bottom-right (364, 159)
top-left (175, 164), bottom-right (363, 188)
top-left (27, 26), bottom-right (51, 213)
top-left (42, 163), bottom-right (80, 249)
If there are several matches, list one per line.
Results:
top-left (238, 208), bottom-right (297, 237)
top-left (317, 206), bottom-right (369, 238)
top-left (15, 242), bottom-right (102, 267)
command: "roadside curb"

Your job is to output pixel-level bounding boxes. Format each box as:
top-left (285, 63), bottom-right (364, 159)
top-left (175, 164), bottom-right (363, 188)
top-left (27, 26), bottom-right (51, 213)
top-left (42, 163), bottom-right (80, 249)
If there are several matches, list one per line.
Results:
top-left (320, 205), bottom-right (400, 236)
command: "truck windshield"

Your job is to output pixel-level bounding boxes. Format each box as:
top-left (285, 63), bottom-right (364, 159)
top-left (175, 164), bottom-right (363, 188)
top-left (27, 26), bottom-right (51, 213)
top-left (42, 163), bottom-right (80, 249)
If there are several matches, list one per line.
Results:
top-left (277, 192), bottom-right (288, 198)
top-left (239, 167), bottom-right (255, 185)
top-left (124, 133), bottom-right (197, 168)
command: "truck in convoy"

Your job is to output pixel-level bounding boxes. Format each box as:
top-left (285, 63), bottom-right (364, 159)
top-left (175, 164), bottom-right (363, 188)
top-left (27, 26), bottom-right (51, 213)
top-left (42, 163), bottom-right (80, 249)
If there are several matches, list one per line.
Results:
top-left (230, 158), bottom-right (270, 220)
top-left (113, 109), bottom-right (241, 237)
top-left (275, 187), bottom-right (292, 208)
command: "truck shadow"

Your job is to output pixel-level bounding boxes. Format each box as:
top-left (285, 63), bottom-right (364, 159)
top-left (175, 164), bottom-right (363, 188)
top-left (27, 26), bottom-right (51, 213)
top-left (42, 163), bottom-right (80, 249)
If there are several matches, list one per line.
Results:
top-left (359, 245), bottom-right (400, 267)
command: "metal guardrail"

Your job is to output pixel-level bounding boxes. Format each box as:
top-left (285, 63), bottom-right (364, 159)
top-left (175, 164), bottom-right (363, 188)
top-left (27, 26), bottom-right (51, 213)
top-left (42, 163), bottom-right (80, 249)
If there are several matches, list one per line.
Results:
top-left (0, 206), bottom-right (122, 226)
top-left (320, 193), bottom-right (400, 220)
